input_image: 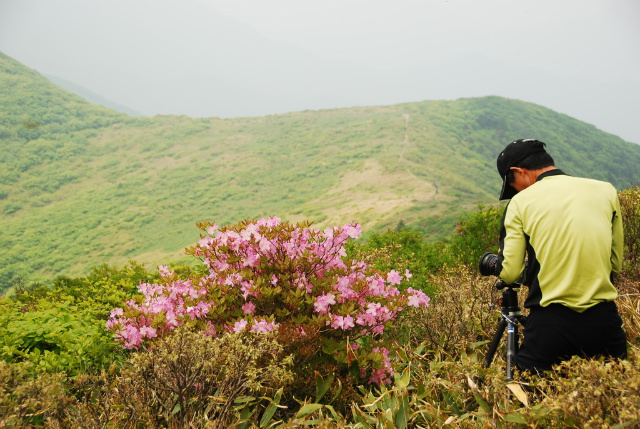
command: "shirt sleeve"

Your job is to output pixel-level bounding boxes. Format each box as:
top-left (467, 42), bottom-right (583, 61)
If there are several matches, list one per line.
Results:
top-left (610, 191), bottom-right (624, 277)
top-left (498, 200), bottom-right (527, 284)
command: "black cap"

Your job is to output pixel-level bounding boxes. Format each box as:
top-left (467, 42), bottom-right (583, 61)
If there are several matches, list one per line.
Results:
top-left (497, 139), bottom-right (547, 200)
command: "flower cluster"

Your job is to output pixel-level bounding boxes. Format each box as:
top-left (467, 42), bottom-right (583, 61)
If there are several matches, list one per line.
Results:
top-left (106, 217), bottom-right (430, 385)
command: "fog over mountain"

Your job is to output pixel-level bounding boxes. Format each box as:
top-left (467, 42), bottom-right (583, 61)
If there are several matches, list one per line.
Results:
top-left (1, 0), bottom-right (638, 143)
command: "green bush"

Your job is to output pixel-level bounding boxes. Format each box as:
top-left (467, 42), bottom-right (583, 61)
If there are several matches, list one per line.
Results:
top-left (0, 299), bottom-right (121, 375)
top-left (47, 262), bottom-right (155, 319)
top-left (347, 227), bottom-right (455, 295)
top-left (448, 204), bottom-right (504, 267)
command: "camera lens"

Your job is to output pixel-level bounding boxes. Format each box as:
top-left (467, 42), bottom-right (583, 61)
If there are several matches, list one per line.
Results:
top-left (479, 252), bottom-right (499, 276)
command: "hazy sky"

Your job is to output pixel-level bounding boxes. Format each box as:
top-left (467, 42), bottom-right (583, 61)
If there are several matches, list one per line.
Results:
top-left (208, 0), bottom-right (638, 78)
top-left (1, 0), bottom-right (639, 143)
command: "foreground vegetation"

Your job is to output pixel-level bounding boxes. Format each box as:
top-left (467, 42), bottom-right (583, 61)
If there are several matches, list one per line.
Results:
top-left (1, 186), bottom-right (638, 428)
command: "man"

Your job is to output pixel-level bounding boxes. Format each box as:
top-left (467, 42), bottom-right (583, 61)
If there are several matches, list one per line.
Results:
top-left (494, 138), bottom-right (627, 373)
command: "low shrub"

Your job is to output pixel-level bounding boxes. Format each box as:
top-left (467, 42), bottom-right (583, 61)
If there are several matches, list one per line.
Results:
top-left (0, 361), bottom-right (69, 428)
top-left (619, 186), bottom-right (640, 279)
top-left (531, 352), bottom-right (640, 428)
top-left (392, 266), bottom-right (504, 358)
top-left (109, 328), bottom-right (294, 429)
top-left (106, 218), bottom-right (431, 410)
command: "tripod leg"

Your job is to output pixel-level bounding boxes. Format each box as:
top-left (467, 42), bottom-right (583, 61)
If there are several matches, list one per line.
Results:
top-left (483, 318), bottom-right (507, 368)
top-left (505, 324), bottom-right (518, 381)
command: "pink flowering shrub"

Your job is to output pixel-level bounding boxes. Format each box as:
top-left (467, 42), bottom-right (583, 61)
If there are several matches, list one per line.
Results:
top-left (106, 217), bottom-right (430, 392)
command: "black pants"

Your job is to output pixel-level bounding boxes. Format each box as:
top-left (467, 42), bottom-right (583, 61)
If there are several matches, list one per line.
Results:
top-left (516, 301), bottom-right (627, 373)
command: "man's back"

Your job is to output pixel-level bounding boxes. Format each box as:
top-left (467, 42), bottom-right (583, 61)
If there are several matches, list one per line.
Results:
top-left (501, 173), bottom-right (623, 311)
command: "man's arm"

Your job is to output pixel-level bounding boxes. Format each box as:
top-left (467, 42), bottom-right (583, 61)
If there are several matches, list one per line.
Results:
top-left (610, 192), bottom-right (624, 279)
top-left (497, 202), bottom-right (527, 284)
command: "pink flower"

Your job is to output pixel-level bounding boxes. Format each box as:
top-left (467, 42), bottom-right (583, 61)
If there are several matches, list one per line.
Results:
top-left (369, 347), bottom-right (394, 385)
top-left (407, 294), bottom-right (421, 307)
top-left (139, 326), bottom-right (157, 339)
top-left (186, 302), bottom-right (211, 320)
top-left (204, 321), bottom-right (217, 337)
top-left (372, 324), bottom-right (385, 335)
top-left (118, 325), bottom-right (143, 349)
top-left (241, 222), bottom-right (260, 240)
top-left (107, 215), bottom-right (433, 379)
top-left (232, 319), bottom-right (248, 333)
top-left (251, 319), bottom-right (278, 333)
top-left (314, 293), bottom-right (336, 314)
top-left (265, 216), bottom-right (281, 227)
top-left (343, 223), bottom-right (362, 239)
top-left (242, 250), bottom-right (260, 267)
top-left (110, 308), bottom-right (124, 318)
top-left (386, 270), bottom-right (402, 286)
top-left (242, 301), bottom-right (256, 315)
top-left (158, 265), bottom-right (173, 277)
top-left (330, 314), bottom-right (355, 330)
top-left (240, 281), bottom-right (257, 300)
top-left (366, 302), bottom-right (381, 315)
top-left (407, 287), bottom-right (431, 307)
top-left (165, 310), bottom-right (179, 327)
top-left (198, 236), bottom-right (214, 248)
top-left (356, 312), bottom-right (376, 326)
top-left (369, 367), bottom-right (392, 385)
top-left (259, 237), bottom-right (273, 253)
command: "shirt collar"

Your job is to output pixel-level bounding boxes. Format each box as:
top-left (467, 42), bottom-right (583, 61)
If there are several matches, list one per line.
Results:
top-left (536, 169), bottom-right (567, 183)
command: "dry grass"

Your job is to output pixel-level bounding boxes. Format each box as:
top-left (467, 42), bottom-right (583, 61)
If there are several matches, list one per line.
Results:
top-left (303, 159), bottom-right (441, 231)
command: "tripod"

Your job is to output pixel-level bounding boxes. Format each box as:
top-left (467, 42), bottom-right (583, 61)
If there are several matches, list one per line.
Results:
top-left (483, 281), bottom-right (527, 381)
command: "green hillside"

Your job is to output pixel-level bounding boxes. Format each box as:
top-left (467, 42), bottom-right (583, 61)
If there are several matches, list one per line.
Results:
top-left (2, 51), bottom-right (640, 291)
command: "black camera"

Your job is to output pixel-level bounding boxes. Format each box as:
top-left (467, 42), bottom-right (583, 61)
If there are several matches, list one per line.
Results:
top-left (478, 252), bottom-right (500, 276)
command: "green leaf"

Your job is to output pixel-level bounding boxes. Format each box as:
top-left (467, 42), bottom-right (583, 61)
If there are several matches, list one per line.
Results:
top-left (322, 404), bottom-right (341, 421)
top-left (260, 403), bottom-right (278, 428)
top-left (503, 413), bottom-right (527, 424)
top-left (612, 421), bottom-right (639, 429)
top-left (394, 395), bottom-right (409, 429)
top-left (296, 403), bottom-right (323, 419)
top-left (396, 365), bottom-right (411, 389)
top-left (315, 371), bottom-right (334, 402)
top-left (351, 408), bottom-right (375, 429)
top-left (473, 392), bottom-right (491, 414)
top-left (443, 390), bottom-right (462, 416)
top-left (329, 378), bottom-right (343, 403)
top-left (260, 388), bottom-right (283, 428)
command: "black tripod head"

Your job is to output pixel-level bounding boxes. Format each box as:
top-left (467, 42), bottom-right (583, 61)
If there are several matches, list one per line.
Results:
top-left (494, 280), bottom-right (521, 315)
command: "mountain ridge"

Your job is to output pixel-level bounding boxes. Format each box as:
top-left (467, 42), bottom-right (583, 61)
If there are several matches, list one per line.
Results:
top-left (2, 51), bottom-right (640, 291)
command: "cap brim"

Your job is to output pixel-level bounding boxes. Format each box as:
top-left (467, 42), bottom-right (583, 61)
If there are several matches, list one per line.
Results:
top-left (499, 176), bottom-right (517, 200)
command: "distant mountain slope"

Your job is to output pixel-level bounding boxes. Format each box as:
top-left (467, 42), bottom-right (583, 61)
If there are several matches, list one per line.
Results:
top-left (45, 74), bottom-right (142, 116)
top-left (2, 52), bottom-right (640, 291)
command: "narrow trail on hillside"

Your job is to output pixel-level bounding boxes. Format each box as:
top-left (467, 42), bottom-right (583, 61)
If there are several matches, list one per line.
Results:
top-left (400, 114), bottom-right (410, 162)
top-left (399, 113), bottom-right (439, 199)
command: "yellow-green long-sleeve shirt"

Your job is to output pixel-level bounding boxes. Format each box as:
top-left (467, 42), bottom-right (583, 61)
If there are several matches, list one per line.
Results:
top-left (497, 170), bottom-right (623, 312)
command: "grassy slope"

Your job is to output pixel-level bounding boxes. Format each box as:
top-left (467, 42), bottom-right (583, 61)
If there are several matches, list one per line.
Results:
top-left (2, 52), bottom-right (640, 290)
